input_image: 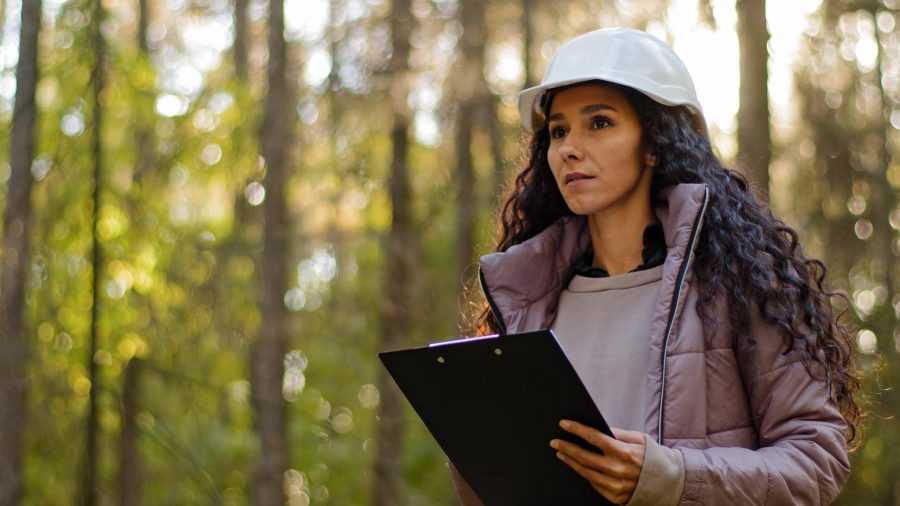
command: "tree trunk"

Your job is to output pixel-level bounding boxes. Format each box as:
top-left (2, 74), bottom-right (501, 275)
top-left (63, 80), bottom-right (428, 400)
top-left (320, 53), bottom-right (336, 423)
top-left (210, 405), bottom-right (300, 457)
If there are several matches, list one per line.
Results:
top-left (0, 0), bottom-right (7, 59)
top-left (373, 0), bottom-right (414, 504)
top-left (488, 94), bottom-right (506, 204)
top-left (455, 0), bottom-right (488, 326)
top-left (133, 0), bottom-right (154, 182)
top-left (119, 8), bottom-right (151, 500)
top-left (521, 0), bottom-right (535, 88)
top-left (81, 0), bottom-right (106, 503)
top-left (250, 0), bottom-right (291, 502)
top-left (119, 359), bottom-right (142, 506)
top-left (0, 0), bottom-right (41, 503)
top-left (456, 95), bottom-right (475, 304)
top-left (233, 0), bottom-right (248, 81)
top-left (137, 0), bottom-right (148, 53)
top-left (698, 0), bottom-right (717, 28)
top-left (736, 0), bottom-right (771, 200)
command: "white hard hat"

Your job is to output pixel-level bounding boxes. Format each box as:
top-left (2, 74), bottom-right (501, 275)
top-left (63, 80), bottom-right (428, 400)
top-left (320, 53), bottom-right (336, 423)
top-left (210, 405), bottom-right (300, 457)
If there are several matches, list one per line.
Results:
top-left (518, 27), bottom-right (707, 135)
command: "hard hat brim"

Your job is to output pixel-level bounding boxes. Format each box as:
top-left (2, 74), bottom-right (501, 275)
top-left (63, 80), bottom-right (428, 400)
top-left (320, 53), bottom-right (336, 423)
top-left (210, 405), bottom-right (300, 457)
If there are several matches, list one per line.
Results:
top-left (518, 75), bottom-right (707, 135)
top-left (516, 28), bottom-right (709, 137)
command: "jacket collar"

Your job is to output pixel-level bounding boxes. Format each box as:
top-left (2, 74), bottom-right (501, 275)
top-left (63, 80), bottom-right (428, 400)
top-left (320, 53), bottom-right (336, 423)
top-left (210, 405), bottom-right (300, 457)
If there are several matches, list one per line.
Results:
top-left (479, 183), bottom-right (709, 334)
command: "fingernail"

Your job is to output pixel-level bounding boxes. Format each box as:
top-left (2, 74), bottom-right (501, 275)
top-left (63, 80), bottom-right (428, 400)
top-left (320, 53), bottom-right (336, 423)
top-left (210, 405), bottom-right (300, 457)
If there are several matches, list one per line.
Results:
top-left (556, 452), bottom-right (564, 460)
top-left (559, 420), bottom-right (570, 430)
top-left (550, 439), bottom-right (559, 449)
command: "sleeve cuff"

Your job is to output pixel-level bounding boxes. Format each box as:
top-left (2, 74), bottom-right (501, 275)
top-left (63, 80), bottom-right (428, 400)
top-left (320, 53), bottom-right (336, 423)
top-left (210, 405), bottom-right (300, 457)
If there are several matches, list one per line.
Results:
top-left (625, 435), bottom-right (685, 506)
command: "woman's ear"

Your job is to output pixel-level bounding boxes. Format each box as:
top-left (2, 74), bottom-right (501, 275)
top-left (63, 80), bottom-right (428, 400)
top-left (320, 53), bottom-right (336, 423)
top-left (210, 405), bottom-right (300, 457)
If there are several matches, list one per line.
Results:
top-left (644, 152), bottom-right (657, 169)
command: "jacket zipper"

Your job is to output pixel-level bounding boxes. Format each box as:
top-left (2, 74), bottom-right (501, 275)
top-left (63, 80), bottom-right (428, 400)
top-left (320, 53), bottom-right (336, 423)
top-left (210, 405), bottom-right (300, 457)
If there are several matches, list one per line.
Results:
top-left (479, 268), bottom-right (508, 335)
top-left (657, 185), bottom-right (710, 443)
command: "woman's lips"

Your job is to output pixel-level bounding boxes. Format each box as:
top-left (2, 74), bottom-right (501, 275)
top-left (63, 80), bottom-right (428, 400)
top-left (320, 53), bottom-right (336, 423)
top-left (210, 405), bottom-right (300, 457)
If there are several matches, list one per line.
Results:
top-left (565, 172), bottom-right (594, 185)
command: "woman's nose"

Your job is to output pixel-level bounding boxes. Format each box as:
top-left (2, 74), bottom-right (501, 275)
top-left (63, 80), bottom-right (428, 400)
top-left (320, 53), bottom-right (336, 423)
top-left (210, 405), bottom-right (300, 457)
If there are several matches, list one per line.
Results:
top-left (558, 133), bottom-right (583, 161)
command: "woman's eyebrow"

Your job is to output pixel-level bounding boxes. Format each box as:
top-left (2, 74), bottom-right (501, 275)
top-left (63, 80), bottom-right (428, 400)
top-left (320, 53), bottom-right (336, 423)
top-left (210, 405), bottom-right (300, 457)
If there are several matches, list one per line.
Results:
top-left (547, 103), bottom-right (617, 122)
top-left (581, 103), bottom-right (617, 115)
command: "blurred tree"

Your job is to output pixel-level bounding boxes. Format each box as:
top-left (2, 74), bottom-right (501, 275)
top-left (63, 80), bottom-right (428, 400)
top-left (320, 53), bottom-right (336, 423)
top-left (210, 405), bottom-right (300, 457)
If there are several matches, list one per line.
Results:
top-left (736, 0), bottom-right (771, 199)
top-left (132, 0), bottom-right (155, 183)
top-left (80, 0), bottom-right (107, 502)
top-left (698, 0), bottom-right (717, 28)
top-left (373, 0), bottom-right (417, 503)
top-left (790, 1), bottom-right (899, 503)
top-left (116, 2), bottom-right (154, 497)
top-left (8, 0), bottom-right (268, 500)
top-left (0, 0), bottom-right (42, 503)
top-left (137, 0), bottom-right (148, 53)
top-left (233, 0), bottom-right (248, 82)
top-left (118, 358), bottom-right (141, 506)
top-left (250, 0), bottom-right (293, 502)
top-left (454, 0), bottom-right (489, 324)
top-left (521, 0), bottom-right (536, 88)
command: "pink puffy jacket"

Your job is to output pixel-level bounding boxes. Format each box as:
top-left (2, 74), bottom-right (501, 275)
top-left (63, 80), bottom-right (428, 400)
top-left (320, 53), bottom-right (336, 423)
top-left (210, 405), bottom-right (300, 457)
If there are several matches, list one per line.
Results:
top-left (475, 184), bottom-right (850, 505)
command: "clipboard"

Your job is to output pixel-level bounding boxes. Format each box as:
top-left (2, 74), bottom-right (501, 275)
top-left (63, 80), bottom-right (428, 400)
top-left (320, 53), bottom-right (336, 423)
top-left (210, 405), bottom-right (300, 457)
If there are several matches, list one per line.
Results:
top-left (378, 329), bottom-right (614, 506)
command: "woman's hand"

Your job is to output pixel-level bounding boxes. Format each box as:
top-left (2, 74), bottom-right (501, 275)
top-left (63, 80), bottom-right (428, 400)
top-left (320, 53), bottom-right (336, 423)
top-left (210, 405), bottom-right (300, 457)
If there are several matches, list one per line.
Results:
top-left (550, 420), bottom-right (647, 505)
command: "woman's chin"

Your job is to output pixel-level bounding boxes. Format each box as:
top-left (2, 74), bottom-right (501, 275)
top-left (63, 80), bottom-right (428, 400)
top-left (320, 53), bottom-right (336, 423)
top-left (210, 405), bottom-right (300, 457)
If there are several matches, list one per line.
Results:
top-left (563, 201), bottom-right (604, 217)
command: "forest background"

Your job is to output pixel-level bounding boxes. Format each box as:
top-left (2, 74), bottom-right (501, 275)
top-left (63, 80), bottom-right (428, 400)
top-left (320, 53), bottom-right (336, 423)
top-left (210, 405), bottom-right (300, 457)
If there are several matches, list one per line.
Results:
top-left (0, 0), bottom-right (898, 504)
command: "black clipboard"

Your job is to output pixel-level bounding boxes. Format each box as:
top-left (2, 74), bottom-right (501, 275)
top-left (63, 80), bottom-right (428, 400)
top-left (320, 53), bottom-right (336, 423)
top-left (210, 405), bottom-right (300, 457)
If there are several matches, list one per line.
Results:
top-left (378, 329), bottom-right (614, 506)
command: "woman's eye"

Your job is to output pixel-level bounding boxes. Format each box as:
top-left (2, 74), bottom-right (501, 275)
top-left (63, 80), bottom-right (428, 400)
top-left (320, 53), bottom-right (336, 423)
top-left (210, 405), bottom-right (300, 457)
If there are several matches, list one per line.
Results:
top-left (591, 117), bottom-right (611, 129)
top-left (550, 126), bottom-right (567, 139)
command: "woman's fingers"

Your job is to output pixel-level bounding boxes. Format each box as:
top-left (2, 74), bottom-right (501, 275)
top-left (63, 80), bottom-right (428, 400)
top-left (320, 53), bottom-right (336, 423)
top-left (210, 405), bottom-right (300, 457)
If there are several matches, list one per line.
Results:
top-left (560, 420), bottom-right (607, 444)
top-left (551, 421), bottom-right (649, 505)
top-left (611, 427), bottom-right (645, 444)
top-left (559, 420), bottom-right (622, 456)
top-left (559, 420), bottom-right (645, 466)
top-left (551, 438), bottom-right (610, 469)
top-left (551, 438), bottom-right (638, 480)
top-left (554, 450), bottom-right (616, 486)
top-left (555, 450), bottom-right (633, 504)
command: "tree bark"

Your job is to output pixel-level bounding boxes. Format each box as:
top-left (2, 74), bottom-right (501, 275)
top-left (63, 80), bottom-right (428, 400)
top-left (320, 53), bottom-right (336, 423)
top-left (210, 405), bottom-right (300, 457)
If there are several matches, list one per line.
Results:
top-left (233, 0), bottom-right (248, 81)
top-left (698, 0), bottom-right (717, 28)
top-left (455, 0), bottom-right (488, 325)
top-left (736, 0), bottom-right (771, 200)
top-left (119, 359), bottom-right (142, 506)
top-left (456, 94), bottom-right (475, 304)
top-left (81, 0), bottom-right (106, 503)
top-left (0, 0), bottom-right (41, 503)
top-left (488, 93), bottom-right (506, 204)
top-left (250, 0), bottom-right (291, 502)
top-left (119, 7), bottom-right (151, 500)
top-left (521, 0), bottom-right (535, 88)
top-left (373, 0), bottom-right (414, 504)
top-left (133, 0), bottom-right (154, 182)
top-left (137, 0), bottom-right (148, 53)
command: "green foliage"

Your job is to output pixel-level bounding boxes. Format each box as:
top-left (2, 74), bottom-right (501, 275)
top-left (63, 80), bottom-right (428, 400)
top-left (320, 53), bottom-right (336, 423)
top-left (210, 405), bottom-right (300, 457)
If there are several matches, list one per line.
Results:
top-left (3, 0), bottom-right (899, 503)
top-left (786, 2), bottom-right (900, 504)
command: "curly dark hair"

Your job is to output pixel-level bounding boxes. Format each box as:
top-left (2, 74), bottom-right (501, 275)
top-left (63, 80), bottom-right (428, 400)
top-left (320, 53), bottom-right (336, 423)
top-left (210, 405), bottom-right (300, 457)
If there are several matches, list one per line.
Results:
top-left (472, 81), bottom-right (861, 442)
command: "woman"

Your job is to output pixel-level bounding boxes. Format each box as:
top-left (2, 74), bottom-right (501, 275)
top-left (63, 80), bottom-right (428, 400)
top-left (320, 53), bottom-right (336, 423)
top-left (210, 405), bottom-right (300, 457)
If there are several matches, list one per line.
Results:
top-left (452, 28), bottom-right (858, 505)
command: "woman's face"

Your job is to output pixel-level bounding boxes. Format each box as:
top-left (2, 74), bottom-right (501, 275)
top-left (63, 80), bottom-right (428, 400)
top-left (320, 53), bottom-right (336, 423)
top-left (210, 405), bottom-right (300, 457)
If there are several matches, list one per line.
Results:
top-left (546, 84), bottom-right (653, 219)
